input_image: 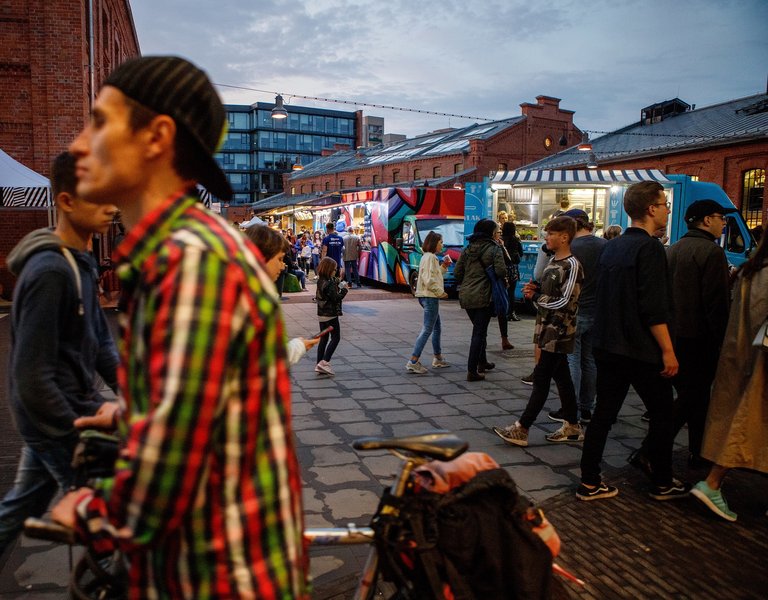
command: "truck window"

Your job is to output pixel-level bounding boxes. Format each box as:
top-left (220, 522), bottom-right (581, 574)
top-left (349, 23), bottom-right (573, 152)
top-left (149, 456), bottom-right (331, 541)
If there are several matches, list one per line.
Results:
top-left (723, 215), bottom-right (745, 253)
top-left (402, 221), bottom-right (415, 247)
top-left (416, 219), bottom-right (464, 247)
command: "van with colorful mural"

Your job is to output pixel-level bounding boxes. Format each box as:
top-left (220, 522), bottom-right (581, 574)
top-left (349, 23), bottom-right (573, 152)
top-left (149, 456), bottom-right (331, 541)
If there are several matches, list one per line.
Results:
top-left (327, 186), bottom-right (465, 292)
top-left (485, 169), bottom-right (755, 297)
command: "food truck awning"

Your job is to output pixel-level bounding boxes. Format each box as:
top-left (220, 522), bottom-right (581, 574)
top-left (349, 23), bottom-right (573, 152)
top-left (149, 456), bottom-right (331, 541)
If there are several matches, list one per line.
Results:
top-left (491, 168), bottom-right (671, 186)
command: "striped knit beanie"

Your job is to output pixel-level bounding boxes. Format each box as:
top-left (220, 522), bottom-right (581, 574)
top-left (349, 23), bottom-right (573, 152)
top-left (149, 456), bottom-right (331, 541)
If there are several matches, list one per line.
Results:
top-left (104, 56), bottom-right (232, 201)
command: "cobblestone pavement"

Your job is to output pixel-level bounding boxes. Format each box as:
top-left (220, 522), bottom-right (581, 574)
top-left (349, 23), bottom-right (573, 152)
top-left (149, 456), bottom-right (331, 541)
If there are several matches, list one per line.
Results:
top-left (0, 286), bottom-right (766, 598)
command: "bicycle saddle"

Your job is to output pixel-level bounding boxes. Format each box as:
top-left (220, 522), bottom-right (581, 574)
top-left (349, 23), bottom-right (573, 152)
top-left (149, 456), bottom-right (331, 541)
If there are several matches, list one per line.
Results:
top-left (352, 431), bottom-right (468, 461)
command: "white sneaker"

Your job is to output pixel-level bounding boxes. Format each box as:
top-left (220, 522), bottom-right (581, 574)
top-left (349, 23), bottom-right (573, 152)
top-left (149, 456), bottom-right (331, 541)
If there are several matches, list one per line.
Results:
top-left (315, 360), bottom-right (335, 375)
top-left (405, 361), bottom-right (428, 374)
top-left (431, 357), bottom-right (449, 368)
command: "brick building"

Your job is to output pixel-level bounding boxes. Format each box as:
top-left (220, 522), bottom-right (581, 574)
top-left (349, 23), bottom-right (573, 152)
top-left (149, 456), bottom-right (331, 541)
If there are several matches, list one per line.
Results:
top-left (276, 96), bottom-right (581, 201)
top-left (525, 95), bottom-right (768, 230)
top-left (0, 0), bottom-right (140, 297)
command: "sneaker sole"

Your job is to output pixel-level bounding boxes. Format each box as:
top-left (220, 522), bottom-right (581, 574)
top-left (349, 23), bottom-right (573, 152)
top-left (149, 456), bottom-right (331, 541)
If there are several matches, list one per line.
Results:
top-left (431, 364), bottom-right (450, 368)
top-left (546, 435), bottom-right (584, 443)
top-left (406, 368), bottom-right (428, 374)
top-left (691, 488), bottom-right (737, 521)
top-left (648, 489), bottom-right (690, 501)
top-left (491, 427), bottom-right (528, 447)
top-left (521, 380), bottom-right (534, 386)
top-left (576, 488), bottom-right (619, 501)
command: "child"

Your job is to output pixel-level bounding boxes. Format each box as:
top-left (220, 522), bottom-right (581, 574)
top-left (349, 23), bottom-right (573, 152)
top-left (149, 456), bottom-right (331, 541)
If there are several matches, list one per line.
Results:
top-left (315, 257), bottom-right (348, 375)
top-left (492, 216), bottom-right (584, 446)
top-left (299, 236), bottom-right (312, 274)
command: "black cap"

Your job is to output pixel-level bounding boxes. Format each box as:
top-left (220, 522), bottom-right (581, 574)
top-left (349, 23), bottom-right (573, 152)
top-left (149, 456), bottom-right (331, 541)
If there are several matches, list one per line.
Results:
top-left (104, 56), bottom-right (233, 201)
top-left (684, 199), bottom-right (736, 224)
top-left (563, 208), bottom-right (589, 223)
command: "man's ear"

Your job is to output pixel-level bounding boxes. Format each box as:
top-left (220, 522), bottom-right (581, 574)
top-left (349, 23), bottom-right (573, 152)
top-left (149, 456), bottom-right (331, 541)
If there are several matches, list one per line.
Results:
top-left (143, 115), bottom-right (177, 160)
top-left (55, 192), bottom-right (76, 214)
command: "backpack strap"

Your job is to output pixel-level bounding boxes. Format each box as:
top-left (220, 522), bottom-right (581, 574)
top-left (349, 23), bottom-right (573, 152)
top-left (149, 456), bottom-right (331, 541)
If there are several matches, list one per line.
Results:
top-left (60, 246), bottom-right (85, 316)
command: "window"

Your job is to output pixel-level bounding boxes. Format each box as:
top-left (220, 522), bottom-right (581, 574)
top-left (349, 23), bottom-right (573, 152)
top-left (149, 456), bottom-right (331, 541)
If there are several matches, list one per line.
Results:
top-left (325, 181), bottom-right (330, 191)
top-left (497, 162), bottom-right (508, 171)
top-left (413, 168), bottom-right (421, 180)
top-left (742, 169), bottom-right (765, 228)
top-left (311, 184), bottom-right (316, 193)
top-left (454, 163), bottom-right (462, 174)
top-left (433, 166), bottom-right (441, 178)
top-left (393, 169), bottom-right (400, 183)
top-left (340, 180), bottom-right (345, 189)
top-left (355, 176), bottom-right (362, 187)
top-left (372, 175), bottom-right (379, 186)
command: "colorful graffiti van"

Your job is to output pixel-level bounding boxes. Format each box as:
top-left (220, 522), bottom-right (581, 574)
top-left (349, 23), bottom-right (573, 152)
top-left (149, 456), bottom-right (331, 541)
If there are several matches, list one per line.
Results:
top-left (331, 187), bottom-right (465, 292)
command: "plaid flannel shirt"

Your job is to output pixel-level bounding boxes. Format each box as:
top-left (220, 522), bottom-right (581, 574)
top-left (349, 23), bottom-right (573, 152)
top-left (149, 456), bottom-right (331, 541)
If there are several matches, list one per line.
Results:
top-left (77, 191), bottom-right (308, 599)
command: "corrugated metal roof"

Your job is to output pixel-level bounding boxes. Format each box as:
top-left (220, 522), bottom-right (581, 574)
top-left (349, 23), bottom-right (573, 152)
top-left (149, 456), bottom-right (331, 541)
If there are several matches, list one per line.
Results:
top-left (525, 93), bottom-right (768, 169)
top-left (290, 116), bottom-right (525, 179)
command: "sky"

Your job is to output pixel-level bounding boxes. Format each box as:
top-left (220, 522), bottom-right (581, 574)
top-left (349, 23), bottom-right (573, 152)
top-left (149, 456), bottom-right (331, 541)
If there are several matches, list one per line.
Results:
top-left (128, 0), bottom-right (767, 139)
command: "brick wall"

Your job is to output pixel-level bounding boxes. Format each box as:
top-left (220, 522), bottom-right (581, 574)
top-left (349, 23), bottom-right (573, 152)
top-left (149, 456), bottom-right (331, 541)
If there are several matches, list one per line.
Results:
top-left (0, 0), bottom-right (139, 296)
top-left (0, 207), bottom-right (51, 298)
top-left (598, 139), bottom-right (768, 221)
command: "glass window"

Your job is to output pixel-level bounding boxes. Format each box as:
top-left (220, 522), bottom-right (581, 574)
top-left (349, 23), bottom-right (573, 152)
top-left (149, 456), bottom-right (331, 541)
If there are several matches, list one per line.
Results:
top-left (372, 175), bottom-right (379, 186)
top-left (325, 181), bottom-right (330, 191)
top-left (227, 112), bottom-right (250, 129)
top-left (355, 176), bottom-right (362, 187)
top-left (742, 169), bottom-right (765, 228)
top-left (433, 166), bottom-right (441, 178)
top-left (454, 163), bottom-right (462, 174)
top-left (724, 215), bottom-right (746, 253)
top-left (393, 169), bottom-right (400, 183)
top-left (402, 220), bottom-right (415, 246)
top-left (415, 218), bottom-right (465, 247)
top-left (413, 168), bottom-right (421, 180)
top-left (340, 180), bottom-right (345, 189)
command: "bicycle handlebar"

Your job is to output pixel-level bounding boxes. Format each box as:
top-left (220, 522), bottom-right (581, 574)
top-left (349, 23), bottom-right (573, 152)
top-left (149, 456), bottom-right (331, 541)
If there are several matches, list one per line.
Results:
top-left (24, 517), bottom-right (77, 545)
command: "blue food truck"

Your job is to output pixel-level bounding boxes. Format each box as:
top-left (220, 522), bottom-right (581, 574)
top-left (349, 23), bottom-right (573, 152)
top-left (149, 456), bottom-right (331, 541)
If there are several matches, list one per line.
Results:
top-left (479, 169), bottom-right (755, 299)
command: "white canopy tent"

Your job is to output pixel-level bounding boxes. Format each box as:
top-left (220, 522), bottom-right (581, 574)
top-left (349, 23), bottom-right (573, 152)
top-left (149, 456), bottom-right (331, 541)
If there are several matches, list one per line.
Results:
top-left (0, 148), bottom-right (51, 208)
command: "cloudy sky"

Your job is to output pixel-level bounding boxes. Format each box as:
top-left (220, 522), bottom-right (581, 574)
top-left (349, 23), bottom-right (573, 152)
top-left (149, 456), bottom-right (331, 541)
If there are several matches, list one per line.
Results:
top-left (129, 0), bottom-right (766, 139)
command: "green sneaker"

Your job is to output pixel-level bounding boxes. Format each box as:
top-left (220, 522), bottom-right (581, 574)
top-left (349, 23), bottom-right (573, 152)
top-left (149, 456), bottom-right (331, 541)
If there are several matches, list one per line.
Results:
top-left (691, 481), bottom-right (737, 522)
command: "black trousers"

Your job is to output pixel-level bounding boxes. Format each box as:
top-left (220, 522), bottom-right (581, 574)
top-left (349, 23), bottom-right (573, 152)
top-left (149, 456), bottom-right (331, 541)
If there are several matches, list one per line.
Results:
top-left (519, 350), bottom-right (578, 428)
top-left (672, 337), bottom-right (719, 458)
top-left (317, 317), bottom-right (341, 363)
top-left (465, 306), bottom-right (494, 374)
top-left (581, 351), bottom-right (675, 487)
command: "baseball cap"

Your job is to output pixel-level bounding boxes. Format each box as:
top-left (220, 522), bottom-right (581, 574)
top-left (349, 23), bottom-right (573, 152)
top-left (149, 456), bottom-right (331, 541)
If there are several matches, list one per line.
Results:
top-left (684, 200), bottom-right (736, 224)
top-left (104, 56), bottom-right (233, 201)
top-left (563, 208), bottom-right (589, 222)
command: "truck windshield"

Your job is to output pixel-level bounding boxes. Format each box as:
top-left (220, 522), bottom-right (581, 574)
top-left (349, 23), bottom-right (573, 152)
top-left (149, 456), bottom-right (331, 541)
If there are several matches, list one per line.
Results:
top-left (416, 219), bottom-right (465, 247)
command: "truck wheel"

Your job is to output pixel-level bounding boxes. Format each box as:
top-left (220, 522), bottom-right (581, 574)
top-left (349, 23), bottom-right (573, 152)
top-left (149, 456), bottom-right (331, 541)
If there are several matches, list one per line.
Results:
top-left (408, 271), bottom-right (418, 296)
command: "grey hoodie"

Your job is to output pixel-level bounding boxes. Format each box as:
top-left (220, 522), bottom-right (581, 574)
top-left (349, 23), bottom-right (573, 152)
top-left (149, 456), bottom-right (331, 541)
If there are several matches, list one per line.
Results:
top-left (8, 228), bottom-right (119, 441)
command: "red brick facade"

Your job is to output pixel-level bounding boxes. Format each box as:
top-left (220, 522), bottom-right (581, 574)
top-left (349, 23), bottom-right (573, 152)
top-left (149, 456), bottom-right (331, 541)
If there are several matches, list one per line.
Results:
top-left (594, 140), bottom-right (768, 227)
top-left (0, 0), bottom-right (139, 297)
top-left (286, 96), bottom-right (581, 195)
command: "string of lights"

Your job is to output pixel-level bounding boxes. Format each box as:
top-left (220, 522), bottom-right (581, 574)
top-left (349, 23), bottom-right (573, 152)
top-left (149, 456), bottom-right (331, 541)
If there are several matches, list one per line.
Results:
top-left (215, 82), bottom-right (756, 143)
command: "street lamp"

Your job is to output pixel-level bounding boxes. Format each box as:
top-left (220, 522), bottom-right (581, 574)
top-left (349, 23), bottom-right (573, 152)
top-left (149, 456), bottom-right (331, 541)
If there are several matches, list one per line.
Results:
top-left (271, 94), bottom-right (288, 119)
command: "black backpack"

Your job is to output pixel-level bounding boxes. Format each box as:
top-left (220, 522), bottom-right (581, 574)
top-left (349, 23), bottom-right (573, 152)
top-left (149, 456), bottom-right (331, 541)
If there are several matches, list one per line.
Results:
top-left (371, 468), bottom-right (553, 600)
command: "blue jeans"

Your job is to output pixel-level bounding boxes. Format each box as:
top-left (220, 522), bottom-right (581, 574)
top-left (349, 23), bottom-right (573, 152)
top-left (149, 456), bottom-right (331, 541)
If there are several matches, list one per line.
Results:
top-left (0, 438), bottom-right (76, 554)
top-left (566, 314), bottom-right (597, 414)
top-left (411, 297), bottom-right (441, 360)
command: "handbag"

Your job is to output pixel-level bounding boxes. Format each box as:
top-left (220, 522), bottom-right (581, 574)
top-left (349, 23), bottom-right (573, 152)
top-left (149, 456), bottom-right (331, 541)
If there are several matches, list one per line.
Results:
top-left (485, 264), bottom-right (510, 317)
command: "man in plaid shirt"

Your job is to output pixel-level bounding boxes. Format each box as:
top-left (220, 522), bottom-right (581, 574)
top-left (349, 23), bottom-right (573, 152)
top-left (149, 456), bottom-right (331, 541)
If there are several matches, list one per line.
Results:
top-left (53, 57), bottom-right (308, 599)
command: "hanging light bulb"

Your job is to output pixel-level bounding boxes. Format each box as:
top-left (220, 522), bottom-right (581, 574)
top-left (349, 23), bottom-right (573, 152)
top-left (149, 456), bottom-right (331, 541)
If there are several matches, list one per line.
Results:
top-left (271, 94), bottom-right (288, 119)
top-left (586, 152), bottom-right (598, 169)
top-left (578, 132), bottom-right (592, 152)
top-left (292, 156), bottom-right (303, 171)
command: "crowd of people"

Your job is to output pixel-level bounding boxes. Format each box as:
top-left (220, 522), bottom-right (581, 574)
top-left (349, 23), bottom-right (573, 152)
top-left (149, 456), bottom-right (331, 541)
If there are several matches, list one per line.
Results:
top-left (1, 54), bottom-right (765, 598)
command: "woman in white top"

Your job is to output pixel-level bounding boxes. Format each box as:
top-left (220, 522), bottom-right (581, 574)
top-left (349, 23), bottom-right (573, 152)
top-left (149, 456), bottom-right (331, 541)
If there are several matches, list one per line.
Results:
top-left (406, 231), bottom-right (452, 374)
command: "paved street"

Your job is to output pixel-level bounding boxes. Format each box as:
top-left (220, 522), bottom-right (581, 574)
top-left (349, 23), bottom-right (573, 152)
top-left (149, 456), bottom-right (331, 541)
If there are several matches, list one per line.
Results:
top-left (0, 285), bottom-right (766, 598)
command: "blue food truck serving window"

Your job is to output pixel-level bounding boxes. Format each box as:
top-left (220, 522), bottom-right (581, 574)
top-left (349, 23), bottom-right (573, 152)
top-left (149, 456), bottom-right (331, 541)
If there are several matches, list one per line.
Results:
top-left (416, 219), bottom-right (465, 247)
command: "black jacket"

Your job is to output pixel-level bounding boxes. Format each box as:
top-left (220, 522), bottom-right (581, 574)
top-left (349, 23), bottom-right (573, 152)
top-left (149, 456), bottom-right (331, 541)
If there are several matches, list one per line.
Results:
top-left (666, 228), bottom-right (730, 345)
top-left (316, 276), bottom-right (348, 317)
top-left (592, 228), bottom-right (673, 365)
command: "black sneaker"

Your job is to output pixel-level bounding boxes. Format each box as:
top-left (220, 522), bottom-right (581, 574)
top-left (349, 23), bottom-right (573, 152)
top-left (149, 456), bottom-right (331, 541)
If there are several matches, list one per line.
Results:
top-left (576, 482), bottom-right (619, 502)
top-left (521, 372), bottom-right (534, 385)
top-left (649, 479), bottom-right (691, 501)
top-left (548, 409), bottom-right (567, 423)
top-left (478, 362), bottom-right (495, 372)
top-left (579, 410), bottom-right (592, 425)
